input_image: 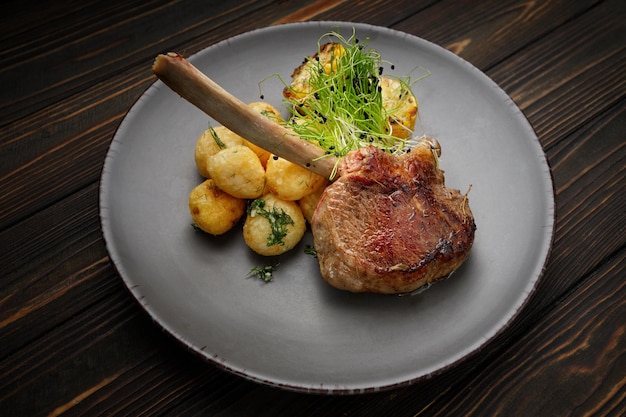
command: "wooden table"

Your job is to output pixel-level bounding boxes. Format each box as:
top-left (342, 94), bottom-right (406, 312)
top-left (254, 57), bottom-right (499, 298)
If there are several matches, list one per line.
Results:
top-left (2, 0), bottom-right (624, 415)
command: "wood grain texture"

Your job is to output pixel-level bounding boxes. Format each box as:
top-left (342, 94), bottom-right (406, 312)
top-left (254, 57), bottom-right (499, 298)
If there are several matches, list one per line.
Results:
top-left (0, 0), bottom-right (624, 415)
top-left (0, 0), bottom-right (292, 126)
top-left (394, 0), bottom-right (605, 69)
top-left (493, 0), bottom-right (625, 147)
top-left (309, 0), bottom-right (439, 25)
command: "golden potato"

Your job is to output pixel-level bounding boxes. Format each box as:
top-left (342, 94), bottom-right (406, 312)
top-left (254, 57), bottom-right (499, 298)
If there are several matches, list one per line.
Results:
top-left (195, 126), bottom-right (245, 177)
top-left (265, 155), bottom-right (326, 201)
top-left (243, 194), bottom-right (306, 256)
top-left (298, 178), bottom-right (328, 223)
top-left (380, 76), bottom-right (418, 140)
top-left (207, 145), bottom-right (266, 199)
top-left (247, 101), bottom-right (282, 120)
top-left (284, 42), bottom-right (346, 102)
top-left (242, 140), bottom-right (271, 168)
top-left (188, 179), bottom-right (246, 235)
top-left (241, 102), bottom-right (283, 167)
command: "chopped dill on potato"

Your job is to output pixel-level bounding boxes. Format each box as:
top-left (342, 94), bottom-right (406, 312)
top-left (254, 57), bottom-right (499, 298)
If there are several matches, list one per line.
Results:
top-left (248, 198), bottom-right (295, 246)
top-left (208, 125), bottom-right (226, 149)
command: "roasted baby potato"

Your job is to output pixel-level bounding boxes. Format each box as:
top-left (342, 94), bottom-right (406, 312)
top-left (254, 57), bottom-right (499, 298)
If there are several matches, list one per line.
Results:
top-left (195, 126), bottom-right (245, 178)
top-left (265, 154), bottom-right (326, 201)
top-left (243, 194), bottom-right (306, 256)
top-left (241, 101), bottom-right (284, 167)
top-left (247, 101), bottom-right (282, 120)
top-left (207, 145), bottom-right (266, 199)
top-left (189, 179), bottom-right (246, 235)
top-left (380, 76), bottom-right (418, 140)
top-left (298, 178), bottom-right (328, 223)
top-left (284, 42), bottom-right (345, 102)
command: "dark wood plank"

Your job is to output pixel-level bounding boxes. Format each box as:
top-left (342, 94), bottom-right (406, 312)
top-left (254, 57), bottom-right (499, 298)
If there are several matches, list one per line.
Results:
top-left (1, 184), bottom-right (99, 281)
top-left (0, 0), bottom-right (292, 127)
top-left (0, 185), bottom-right (109, 356)
top-left (490, 0), bottom-right (626, 148)
top-left (289, 0), bottom-right (439, 25)
top-left (0, 69), bottom-right (148, 230)
top-left (1, 0), bottom-right (101, 38)
top-left (0, 288), bottom-right (146, 416)
top-left (393, 0), bottom-right (604, 70)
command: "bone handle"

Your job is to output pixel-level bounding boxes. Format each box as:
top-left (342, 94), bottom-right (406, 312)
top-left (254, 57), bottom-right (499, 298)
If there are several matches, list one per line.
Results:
top-left (152, 53), bottom-right (336, 179)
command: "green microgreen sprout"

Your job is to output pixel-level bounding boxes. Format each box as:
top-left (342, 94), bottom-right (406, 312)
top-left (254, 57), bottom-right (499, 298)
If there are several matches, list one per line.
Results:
top-left (278, 30), bottom-right (420, 178)
top-left (248, 198), bottom-right (294, 247)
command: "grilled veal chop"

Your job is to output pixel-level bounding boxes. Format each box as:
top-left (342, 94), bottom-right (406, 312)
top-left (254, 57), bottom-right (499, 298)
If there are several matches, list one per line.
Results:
top-left (312, 140), bottom-right (475, 294)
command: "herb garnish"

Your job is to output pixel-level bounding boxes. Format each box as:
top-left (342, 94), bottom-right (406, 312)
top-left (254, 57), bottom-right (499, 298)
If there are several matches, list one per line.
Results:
top-left (248, 264), bottom-right (278, 282)
top-left (248, 198), bottom-right (294, 246)
top-left (208, 125), bottom-right (226, 149)
top-left (282, 31), bottom-right (419, 178)
top-left (304, 245), bottom-right (317, 257)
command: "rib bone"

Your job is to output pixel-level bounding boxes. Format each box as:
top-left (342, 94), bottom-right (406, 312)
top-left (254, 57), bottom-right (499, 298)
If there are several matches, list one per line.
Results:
top-left (152, 53), bottom-right (337, 178)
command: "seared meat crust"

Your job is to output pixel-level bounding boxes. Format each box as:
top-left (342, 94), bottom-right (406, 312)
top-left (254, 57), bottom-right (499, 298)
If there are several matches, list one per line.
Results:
top-left (311, 143), bottom-right (475, 294)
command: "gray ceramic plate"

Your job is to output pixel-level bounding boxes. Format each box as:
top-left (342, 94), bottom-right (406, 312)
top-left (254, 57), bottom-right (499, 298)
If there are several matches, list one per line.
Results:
top-left (100, 22), bottom-right (554, 393)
